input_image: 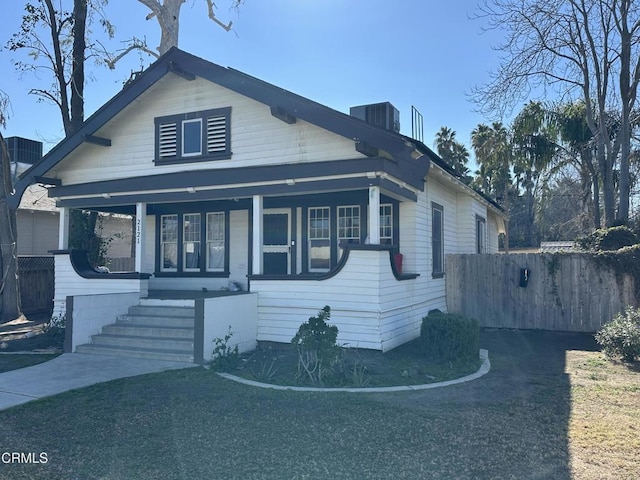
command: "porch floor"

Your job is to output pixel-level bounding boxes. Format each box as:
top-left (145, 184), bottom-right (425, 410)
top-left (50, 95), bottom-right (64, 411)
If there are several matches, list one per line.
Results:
top-left (145, 290), bottom-right (249, 300)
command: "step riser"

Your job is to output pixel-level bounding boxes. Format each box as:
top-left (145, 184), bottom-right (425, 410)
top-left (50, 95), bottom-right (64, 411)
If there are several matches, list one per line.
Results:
top-left (128, 306), bottom-right (195, 318)
top-left (117, 315), bottom-right (194, 328)
top-left (92, 335), bottom-right (193, 351)
top-left (103, 325), bottom-right (194, 339)
top-left (76, 345), bottom-right (193, 363)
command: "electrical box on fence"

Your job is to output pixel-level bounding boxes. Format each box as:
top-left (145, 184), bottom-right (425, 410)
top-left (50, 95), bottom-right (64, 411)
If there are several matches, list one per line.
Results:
top-left (519, 268), bottom-right (530, 288)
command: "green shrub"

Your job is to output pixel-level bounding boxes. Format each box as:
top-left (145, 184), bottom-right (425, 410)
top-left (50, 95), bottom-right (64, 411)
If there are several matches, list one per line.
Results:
top-left (210, 326), bottom-right (240, 371)
top-left (576, 226), bottom-right (639, 252)
top-left (420, 311), bottom-right (479, 363)
top-left (595, 307), bottom-right (640, 362)
top-left (291, 306), bottom-right (340, 385)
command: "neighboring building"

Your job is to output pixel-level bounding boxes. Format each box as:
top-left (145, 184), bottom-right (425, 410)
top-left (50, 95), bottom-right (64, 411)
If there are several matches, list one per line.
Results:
top-left (17, 184), bottom-right (59, 256)
top-left (11, 48), bottom-right (506, 360)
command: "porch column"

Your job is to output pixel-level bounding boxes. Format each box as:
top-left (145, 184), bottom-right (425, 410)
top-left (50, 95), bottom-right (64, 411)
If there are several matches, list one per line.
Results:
top-left (252, 195), bottom-right (263, 275)
top-left (368, 186), bottom-right (380, 244)
top-left (135, 202), bottom-right (146, 272)
top-left (58, 207), bottom-right (70, 249)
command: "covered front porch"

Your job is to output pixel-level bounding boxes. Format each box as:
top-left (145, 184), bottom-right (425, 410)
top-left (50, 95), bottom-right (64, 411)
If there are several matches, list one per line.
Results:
top-left (49, 157), bottom-right (431, 358)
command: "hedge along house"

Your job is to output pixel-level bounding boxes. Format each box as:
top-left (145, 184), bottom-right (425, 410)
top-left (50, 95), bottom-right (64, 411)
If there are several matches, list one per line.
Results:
top-left (10, 48), bottom-right (506, 362)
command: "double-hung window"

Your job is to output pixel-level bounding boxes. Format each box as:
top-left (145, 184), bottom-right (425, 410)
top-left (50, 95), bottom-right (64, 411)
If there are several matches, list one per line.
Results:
top-left (206, 212), bottom-right (225, 272)
top-left (432, 202), bottom-right (444, 278)
top-left (308, 207), bottom-right (331, 272)
top-left (476, 215), bottom-right (486, 254)
top-left (380, 204), bottom-right (393, 244)
top-left (155, 107), bottom-right (231, 164)
top-left (160, 215), bottom-right (178, 272)
top-left (338, 205), bottom-right (360, 258)
top-left (183, 213), bottom-right (201, 271)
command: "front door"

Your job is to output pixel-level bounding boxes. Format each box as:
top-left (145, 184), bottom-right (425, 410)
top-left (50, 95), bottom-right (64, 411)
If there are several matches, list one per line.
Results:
top-left (263, 209), bottom-right (291, 275)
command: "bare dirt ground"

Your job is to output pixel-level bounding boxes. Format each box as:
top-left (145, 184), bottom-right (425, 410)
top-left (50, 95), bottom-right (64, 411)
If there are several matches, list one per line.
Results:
top-left (0, 313), bottom-right (63, 353)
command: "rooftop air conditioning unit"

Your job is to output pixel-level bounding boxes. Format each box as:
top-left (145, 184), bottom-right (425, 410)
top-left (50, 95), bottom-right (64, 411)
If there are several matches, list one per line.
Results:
top-left (6, 137), bottom-right (43, 165)
top-left (350, 102), bottom-right (400, 133)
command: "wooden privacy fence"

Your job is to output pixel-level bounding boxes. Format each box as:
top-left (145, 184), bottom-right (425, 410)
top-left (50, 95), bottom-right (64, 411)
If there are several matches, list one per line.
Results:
top-left (446, 253), bottom-right (638, 332)
top-left (18, 256), bottom-right (54, 315)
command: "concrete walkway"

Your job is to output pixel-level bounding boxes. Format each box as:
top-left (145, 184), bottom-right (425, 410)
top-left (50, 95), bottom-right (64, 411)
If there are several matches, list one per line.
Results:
top-left (0, 353), bottom-right (194, 411)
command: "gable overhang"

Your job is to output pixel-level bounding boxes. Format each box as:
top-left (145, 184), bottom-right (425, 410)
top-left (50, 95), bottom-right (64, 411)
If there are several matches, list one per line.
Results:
top-left (48, 157), bottom-right (421, 209)
top-left (8, 48), bottom-right (430, 209)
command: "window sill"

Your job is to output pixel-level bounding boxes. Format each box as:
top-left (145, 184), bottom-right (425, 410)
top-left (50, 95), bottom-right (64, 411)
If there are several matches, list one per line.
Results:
top-left (154, 271), bottom-right (230, 278)
top-left (154, 152), bottom-right (231, 166)
top-left (432, 272), bottom-right (445, 279)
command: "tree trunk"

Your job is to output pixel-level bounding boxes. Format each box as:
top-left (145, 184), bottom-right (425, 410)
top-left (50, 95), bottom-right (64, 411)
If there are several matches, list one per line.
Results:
top-left (157, 0), bottom-right (184, 55)
top-left (70, 0), bottom-right (87, 135)
top-left (0, 132), bottom-right (22, 322)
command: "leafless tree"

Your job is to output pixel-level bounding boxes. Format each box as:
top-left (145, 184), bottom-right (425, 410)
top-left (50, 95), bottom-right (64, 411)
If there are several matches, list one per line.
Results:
top-left (106, 0), bottom-right (244, 69)
top-left (472, 0), bottom-right (640, 226)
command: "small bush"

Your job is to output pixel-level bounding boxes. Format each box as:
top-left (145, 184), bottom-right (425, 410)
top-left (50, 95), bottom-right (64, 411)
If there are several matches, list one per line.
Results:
top-left (576, 226), bottom-right (639, 252)
top-left (420, 311), bottom-right (479, 363)
top-left (291, 306), bottom-right (340, 385)
top-left (210, 326), bottom-right (240, 371)
top-left (595, 307), bottom-right (640, 362)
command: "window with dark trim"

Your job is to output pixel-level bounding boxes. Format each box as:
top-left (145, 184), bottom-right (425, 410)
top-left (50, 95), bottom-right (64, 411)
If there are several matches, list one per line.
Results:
top-left (154, 107), bottom-right (231, 165)
top-left (476, 215), bottom-right (486, 254)
top-left (380, 203), bottom-right (393, 245)
top-left (308, 206), bottom-right (331, 272)
top-left (432, 202), bottom-right (444, 278)
top-left (156, 210), bottom-right (229, 276)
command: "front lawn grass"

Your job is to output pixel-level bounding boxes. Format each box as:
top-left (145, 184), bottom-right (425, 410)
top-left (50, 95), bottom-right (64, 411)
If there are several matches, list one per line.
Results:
top-left (0, 330), bottom-right (637, 480)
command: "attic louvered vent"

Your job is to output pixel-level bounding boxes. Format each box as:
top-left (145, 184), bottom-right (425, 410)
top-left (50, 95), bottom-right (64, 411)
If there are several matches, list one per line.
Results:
top-left (154, 107), bottom-right (231, 165)
top-left (207, 115), bottom-right (227, 154)
top-left (158, 122), bottom-right (178, 158)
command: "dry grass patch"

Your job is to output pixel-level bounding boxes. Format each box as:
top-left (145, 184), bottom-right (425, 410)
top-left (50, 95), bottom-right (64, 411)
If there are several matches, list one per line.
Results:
top-left (567, 350), bottom-right (640, 480)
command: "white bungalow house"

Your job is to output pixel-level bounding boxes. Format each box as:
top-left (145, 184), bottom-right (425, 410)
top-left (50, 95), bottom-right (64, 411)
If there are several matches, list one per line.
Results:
top-left (10, 48), bottom-right (506, 362)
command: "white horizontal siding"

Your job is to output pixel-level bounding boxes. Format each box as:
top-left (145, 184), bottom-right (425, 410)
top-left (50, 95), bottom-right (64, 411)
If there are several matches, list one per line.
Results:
top-left (252, 248), bottom-right (436, 351)
top-left (53, 254), bottom-right (147, 318)
top-left (52, 76), bottom-right (364, 185)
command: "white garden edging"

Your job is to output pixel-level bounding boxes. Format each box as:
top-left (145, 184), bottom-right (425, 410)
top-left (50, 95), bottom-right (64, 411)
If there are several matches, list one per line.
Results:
top-left (217, 349), bottom-right (490, 393)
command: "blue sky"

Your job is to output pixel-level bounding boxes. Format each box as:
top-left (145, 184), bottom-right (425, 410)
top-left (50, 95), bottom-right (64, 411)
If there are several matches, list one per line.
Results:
top-left (1, 1), bottom-right (507, 167)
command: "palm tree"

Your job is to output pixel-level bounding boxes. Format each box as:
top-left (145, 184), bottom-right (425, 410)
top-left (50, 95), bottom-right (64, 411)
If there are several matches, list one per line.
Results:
top-left (435, 126), bottom-right (471, 179)
top-left (471, 122), bottom-right (512, 251)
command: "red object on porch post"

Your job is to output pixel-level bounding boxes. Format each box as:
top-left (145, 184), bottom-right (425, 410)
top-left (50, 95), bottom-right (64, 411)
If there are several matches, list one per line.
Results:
top-left (393, 253), bottom-right (403, 274)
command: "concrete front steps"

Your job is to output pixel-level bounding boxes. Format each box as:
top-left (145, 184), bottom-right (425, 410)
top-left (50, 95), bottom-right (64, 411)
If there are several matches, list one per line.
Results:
top-left (76, 300), bottom-right (196, 363)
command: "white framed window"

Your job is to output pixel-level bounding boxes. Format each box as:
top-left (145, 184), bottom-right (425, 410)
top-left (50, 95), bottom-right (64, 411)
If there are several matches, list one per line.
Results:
top-left (182, 119), bottom-right (203, 157)
top-left (380, 204), bottom-right (393, 244)
top-left (207, 212), bottom-right (225, 272)
top-left (183, 213), bottom-right (201, 271)
top-left (308, 207), bottom-right (330, 272)
top-left (160, 214), bottom-right (178, 272)
top-left (476, 215), bottom-right (486, 254)
top-left (338, 205), bottom-right (360, 258)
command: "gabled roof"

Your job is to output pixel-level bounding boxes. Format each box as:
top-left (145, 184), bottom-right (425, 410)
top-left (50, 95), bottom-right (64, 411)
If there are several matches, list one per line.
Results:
top-left (9, 47), bottom-right (434, 209)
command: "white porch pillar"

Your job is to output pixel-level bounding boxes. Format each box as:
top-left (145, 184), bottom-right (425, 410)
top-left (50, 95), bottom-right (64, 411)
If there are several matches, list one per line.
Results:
top-left (252, 195), bottom-right (263, 275)
top-left (135, 202), bottom-right (146, 272)
top-left (368, 186), bottom-right (381, 244)
top-left (58, 207), bottom-right (70, 249)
